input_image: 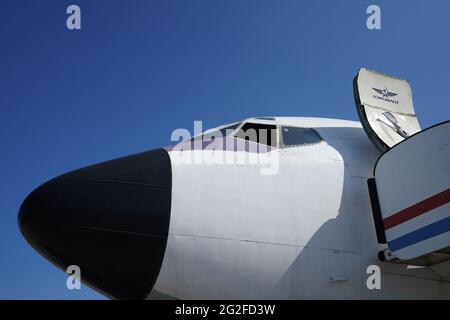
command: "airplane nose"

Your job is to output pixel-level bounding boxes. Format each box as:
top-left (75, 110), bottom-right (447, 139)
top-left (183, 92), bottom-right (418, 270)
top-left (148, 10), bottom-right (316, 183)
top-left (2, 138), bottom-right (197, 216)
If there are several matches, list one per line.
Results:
top-left (18, 148), bottom-right (172, 300)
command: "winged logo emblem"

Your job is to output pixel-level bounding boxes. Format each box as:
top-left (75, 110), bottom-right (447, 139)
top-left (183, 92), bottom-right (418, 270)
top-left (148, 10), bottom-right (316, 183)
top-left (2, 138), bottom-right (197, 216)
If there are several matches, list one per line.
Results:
top-left (372, 87), bottom-right (398, 98)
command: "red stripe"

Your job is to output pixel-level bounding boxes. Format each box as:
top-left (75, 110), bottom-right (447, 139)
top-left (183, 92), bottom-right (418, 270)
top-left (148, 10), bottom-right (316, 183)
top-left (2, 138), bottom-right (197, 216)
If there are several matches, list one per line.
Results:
top-left (383, 188), bottom-right (450, 230)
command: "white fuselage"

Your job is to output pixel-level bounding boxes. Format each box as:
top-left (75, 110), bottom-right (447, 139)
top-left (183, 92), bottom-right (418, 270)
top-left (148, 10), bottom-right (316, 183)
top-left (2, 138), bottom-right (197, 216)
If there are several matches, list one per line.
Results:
top-left (151, 117), bottom-right (450, 299)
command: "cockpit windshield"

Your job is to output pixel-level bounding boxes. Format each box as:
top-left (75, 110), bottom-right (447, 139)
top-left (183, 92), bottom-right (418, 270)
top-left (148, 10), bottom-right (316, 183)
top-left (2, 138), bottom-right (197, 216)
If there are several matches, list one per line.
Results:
top-left (192, 122), bottom-right (241, 141)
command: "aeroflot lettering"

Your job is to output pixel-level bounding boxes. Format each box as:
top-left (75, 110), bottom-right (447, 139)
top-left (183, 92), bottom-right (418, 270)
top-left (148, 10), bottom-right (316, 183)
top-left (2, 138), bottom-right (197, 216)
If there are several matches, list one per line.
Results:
top-left (373, 94), bottom-right (399, 104)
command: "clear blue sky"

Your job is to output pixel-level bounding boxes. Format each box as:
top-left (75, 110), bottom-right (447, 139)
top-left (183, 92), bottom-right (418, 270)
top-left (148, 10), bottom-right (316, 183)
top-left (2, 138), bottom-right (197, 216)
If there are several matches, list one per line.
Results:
top-left (1, 0), bottom-right (449, 299)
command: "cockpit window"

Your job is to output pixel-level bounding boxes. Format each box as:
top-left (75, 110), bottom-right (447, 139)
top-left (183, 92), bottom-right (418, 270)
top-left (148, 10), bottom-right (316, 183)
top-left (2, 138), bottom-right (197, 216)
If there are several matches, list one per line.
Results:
top-left (234, 123), bottom-right (277, 147)
top-left (281, 126), bottom-right (322, 147)
top-left (216, 123), bottom-right (240, 138)
top-left (193, 122), bottom-right (240, 141)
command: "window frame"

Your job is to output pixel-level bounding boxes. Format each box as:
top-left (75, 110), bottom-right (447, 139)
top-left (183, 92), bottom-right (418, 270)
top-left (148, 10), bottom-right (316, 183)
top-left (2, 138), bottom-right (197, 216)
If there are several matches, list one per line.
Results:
top-left (191, 121), bottom-right (242, 141)
top-left (233, 122), bottom-right (279, 148)
top-left (279, 126), bottom-right (323, 148)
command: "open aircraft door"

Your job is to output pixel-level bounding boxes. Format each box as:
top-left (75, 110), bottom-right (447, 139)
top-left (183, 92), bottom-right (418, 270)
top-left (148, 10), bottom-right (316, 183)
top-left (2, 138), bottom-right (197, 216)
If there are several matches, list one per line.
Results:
top-left (370, 122), bottom-right (450, 264)
top-left (354, 68), bottom-right (450, 272)
top-left (353, 68), bottom-right (421, 152)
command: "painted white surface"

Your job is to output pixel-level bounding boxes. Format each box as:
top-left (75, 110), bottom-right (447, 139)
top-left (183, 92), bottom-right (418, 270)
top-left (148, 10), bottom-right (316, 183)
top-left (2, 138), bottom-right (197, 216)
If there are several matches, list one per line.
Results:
top-left (152, 117), bottom-right (450, 299)
top-left (375, 121), bottom-right (450, 260)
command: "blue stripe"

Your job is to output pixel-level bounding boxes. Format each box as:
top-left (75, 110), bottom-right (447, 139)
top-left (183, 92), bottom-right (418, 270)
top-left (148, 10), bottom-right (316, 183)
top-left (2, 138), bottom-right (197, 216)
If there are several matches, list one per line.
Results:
top-left (388, 216), bottom-right (450, 252)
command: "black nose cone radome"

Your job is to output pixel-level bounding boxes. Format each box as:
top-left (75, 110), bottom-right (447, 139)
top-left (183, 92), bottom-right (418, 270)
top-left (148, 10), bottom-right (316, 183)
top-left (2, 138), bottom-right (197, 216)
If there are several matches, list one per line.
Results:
top-left (18, 148), bottom-right (172, 300)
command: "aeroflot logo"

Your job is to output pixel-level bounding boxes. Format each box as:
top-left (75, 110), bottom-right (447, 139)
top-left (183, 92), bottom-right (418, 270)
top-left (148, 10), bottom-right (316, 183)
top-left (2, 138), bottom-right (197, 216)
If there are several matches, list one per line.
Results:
top-left (372, 87), bottom-right (399, 104)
